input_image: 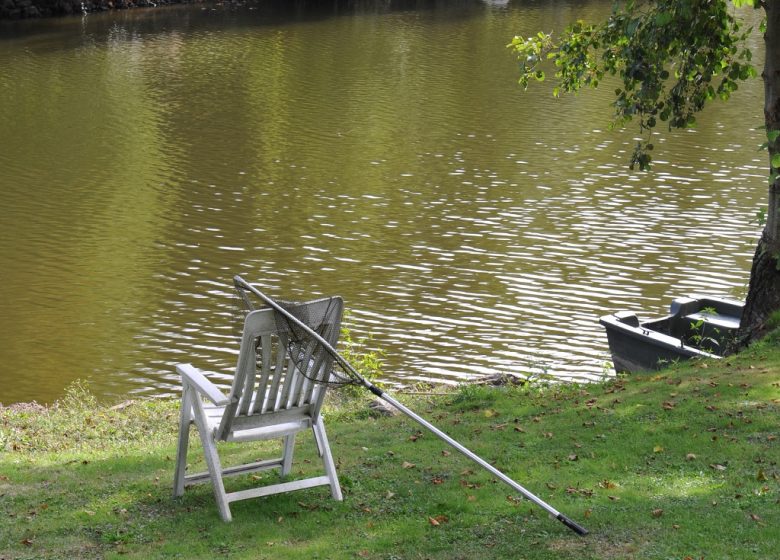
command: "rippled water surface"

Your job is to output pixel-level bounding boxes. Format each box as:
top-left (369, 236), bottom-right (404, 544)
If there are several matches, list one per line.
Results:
top-left (0, 0), bottom-right (766, 404)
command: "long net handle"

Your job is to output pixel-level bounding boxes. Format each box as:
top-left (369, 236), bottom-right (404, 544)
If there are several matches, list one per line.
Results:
top-left (232, 276), bottom-right (588, 536)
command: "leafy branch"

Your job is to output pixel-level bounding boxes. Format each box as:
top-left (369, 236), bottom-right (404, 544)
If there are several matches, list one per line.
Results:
top-left (509, 0), bottom-right (757, 170)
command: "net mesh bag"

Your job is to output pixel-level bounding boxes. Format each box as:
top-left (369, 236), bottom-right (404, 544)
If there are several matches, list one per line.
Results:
top-left (233, 282), bottom-right (358, 388)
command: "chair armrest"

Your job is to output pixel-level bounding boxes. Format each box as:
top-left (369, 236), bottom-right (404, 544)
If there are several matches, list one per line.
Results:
top-left (176, 363), bottom-right (230, 406)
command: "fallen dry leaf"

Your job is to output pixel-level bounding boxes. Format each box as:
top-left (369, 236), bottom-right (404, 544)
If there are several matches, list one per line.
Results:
top-left (653, 445), bottom-right (664, 453)
top-left (686, 453), bottom-right (697, 461)
top-left (402, 461), bottom-right (416, 469)
top-left (651, 509), bottom-right (664, 518)
top-left (710, 464), bottom-right (727, 471)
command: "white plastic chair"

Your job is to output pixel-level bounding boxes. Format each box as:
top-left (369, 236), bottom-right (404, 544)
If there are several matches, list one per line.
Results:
top-left (173, 297), bottom-right (344, 521)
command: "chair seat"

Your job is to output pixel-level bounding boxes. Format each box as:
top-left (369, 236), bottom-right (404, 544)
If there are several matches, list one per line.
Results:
top-left (203, 404), bottom-right (311, 442)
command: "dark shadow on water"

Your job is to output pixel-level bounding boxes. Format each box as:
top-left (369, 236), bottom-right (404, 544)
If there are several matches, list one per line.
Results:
top-left (0, 0), bottom-right (524, 46)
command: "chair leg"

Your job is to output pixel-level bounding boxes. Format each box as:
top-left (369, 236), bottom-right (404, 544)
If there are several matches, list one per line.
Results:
top-left (192, 397), bottom-right (232, 522)
top-left (173, 386), bottom-right (194, 497)
top-left (313, 418), bottom-right (342, 501)
top-left (281, 434), bottom-right (296, 476)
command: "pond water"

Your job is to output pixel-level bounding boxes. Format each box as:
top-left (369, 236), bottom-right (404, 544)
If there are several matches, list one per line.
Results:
top-left (0, 0), bottom-right (766, 404)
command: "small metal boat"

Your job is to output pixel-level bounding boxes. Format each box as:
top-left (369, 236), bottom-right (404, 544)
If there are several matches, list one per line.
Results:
top-left (599, 296), bottom-right (743, 374)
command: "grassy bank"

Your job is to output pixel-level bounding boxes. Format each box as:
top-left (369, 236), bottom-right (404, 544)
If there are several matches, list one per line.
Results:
top-left (2, 338), bottom-right (779, 560)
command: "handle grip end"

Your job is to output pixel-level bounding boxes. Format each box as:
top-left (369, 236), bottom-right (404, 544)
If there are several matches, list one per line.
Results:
top-left (557, 514), bottom-right (588, 536)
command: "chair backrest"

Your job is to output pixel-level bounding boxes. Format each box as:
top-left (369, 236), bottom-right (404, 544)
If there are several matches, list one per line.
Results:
top-left (216, 296), bottom-right (344, 441)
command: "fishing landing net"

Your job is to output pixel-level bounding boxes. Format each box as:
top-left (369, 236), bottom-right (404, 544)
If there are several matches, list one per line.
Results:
top-left (233, 280), bottom-right (360, 389)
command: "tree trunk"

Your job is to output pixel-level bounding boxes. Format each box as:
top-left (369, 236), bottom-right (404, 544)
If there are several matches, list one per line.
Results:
top-left (740, 233), bottom-right (780, 342)
top-left (739, 0), bottom-right (780, 344)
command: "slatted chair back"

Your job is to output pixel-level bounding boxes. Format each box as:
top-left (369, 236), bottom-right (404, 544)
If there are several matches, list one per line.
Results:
top-left (215, 297), bottom-right (343, 441)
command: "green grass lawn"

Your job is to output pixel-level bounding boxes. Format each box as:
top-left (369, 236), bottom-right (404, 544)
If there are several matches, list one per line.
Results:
top-left (2, 334), bottom-right (779, 559)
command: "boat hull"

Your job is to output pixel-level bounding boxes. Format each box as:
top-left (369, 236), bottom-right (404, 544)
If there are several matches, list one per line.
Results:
top-left (600, 296), bottom-right (743, 374)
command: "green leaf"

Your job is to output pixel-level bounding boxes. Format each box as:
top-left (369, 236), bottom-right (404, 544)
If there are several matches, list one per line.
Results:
top-left (655, 12), bottom-right (672, 27)
top-left (755, 207), bottom-right (767, 227)
top-left (768, 130), bottom-right (780, 142)
top-left (771, 154), bottom-right (780, 169)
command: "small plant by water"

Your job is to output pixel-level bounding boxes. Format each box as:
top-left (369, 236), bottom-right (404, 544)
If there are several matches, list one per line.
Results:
top-left (687, 306), bottom-right (722, 352)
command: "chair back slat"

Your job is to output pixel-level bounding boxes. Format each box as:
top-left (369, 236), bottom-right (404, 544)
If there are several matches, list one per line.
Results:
top-left (298, 348), bottom-right (328, 407)
top-left (217, 297), bottom-right (343, 441)
top-left (250, 334), bottom-right (273, 414)
top-left (263, 331), bottom-right (288, 413)
top-left (237, 339), bottom-right (259, 416)
top-left (276, 357), bottom-right (298, 411)
top-left (280, 336), bottom-right (317, 409)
